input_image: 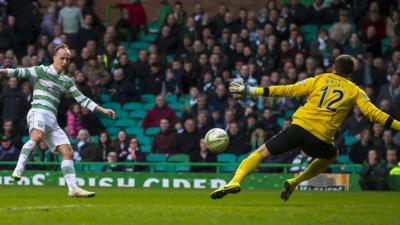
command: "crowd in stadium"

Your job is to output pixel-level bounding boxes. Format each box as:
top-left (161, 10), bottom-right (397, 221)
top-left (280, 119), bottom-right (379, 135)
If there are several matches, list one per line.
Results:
top-left (0, 0), bottom-right (399, 180)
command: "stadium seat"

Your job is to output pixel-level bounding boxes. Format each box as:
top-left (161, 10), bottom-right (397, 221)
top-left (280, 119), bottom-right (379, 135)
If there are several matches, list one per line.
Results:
top-left (344, 135), bottom-right (359, 146)
top-left (145, 127), bottom-right (160, 136)
top-left (176, 111), bottom-right (182, 118)
top-left (168, 154), bottom-right (190, 172)
top-left (122, 102), bottom-right (143, 111)
top-left (169, 102), bottom-right (182, 111)
top-left (131, 41), bottom-right (149, 50)
top-left (115, 119), bottom-right (136, 128)
top-left (68, 137), bottom-right (77, 145)
top-left (217, 153), bottom-right (237, 172)
top-left (125, 127), bottom-right (143, 136)
top-left (140, 34), bottom-right (157, 42)
top-left (284, 110), bottom-right (294, 118)
top-left (299, 24), bottom-right (318, 43)
top-left (277, 117), bottom-right (284, 127)
top-left (335, 155), bottom-right (353, 173)
top-left (137, 135), bottom-right (152, 146)
top-left (143, 103), bottom-right (155, 111)
top-left (129, 111), bottom-right (146, 119)
top-left (381, 38), bottom-right (390, 54)
top-left (106, 127), bottom-right (120, 136)
top-left (135, 119), bottom-right (143, 127)
top-left (164, 95), bottom-right (178, 103)
top-left (100, 94), bottom-right (111, 103)
top-left (102, 102), bottom-right (121, 111)
top-left (141, 144), bottom-right (151, 153)
top-left (91, 135), bottom-right (99, 144)
top-left (146, 153), bottom-right (169, 172)
top-left (115, 110), bottom-right (129, 119)
top-left (22, 135), bottom-right (29, 144)
top-left (100, 118), bottom-right (114, 127)
top-left (237, 154), bottom-right (249, 163)
top-left (140, 94), bottom-right (156, 103)
top-left (88, 164), bottom-right (103, 172)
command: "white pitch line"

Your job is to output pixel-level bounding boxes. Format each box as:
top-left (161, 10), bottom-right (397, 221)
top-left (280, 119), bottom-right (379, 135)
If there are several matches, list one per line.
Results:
top-left (0, 204), bottom-right (94, 211)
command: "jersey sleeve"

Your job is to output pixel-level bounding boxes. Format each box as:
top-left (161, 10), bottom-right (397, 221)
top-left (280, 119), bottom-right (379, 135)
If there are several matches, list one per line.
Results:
top-left (6, 67), bottom-right (39, 80)
top-left (67, 80), bottom-right (98, 112)
top-left (355, 88), bottom-right (390, 125)
top-left (268, 78), bottom-right (316, 97)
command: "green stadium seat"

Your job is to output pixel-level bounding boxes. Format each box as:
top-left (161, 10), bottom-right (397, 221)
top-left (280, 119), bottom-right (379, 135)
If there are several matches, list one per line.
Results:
top-left (145, 127), bottom-right (160, 136)
top-left (143, 103), bottom-right (155, 111)
top-left (284, 110), bottom-right (294, 118)
top-left (88, 164), bottom-right (103, 172)
top-left (129, 111), bottom-right (146, 119)
top-left (102, 102), bottom-right (121, 111)
top-left (164, 95), bottom-right (178, 103)
top-left (91, 135), bottom-right (99, 144)
top-left (115, 119), bottom-right (136, 128)
top-left (131, 41), bottom-right (149, 50)
top-left (68, 137), bottom-right (77, 145)
top-left (137, 135), bottom-right (152, 145)
top-left (299, 24), bottom-right (318, 43)
top-left (344, 135), bottom-right (359, 146)
top-left (100, 94), bottom-right (111, 103)
top-left (135, 119), bottom-right (143, 127)
top-left (146, 153), bottom-right (169, 172)
top-left (115, 110), bottom-right (129, 119)
top-left (217, 153), bottom-right (237, 172)
top-left (169, 102), bottom-right (182, 111)
top-left (237, 154), bottom-right (249, 163)
top-left (122, 102), bottom-right (143, 111)
top-left (176, 111), bottom-right (182, 118)
top-left (382, 38), bottom-right (390, 54)
top-left (148, 21), bottom-right (159, 33)
top-left (168, 154), bottom-right (190, 172)
top-left (22, 135), bottom-right (29, 143)
top-left (277, 118), bottom-right (284, 127)
top-left (106, 127), bottom-right (120, 136)
top-left (141, 34), bottom-right (157, 42)
top-left (100, 118), bottom-right (114, 127)
top-left (140, 94), bottom-right (156, 103)
top-left (336, 155), bottom-right (353, 173)
top-left (125, 127), bottom-right (143, 136)
top-left (141, 144), bottom-right (152, 153)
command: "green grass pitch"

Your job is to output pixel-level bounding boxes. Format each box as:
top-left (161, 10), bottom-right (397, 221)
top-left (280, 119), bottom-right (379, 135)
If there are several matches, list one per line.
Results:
top-left (0, 186), bottom-right (398, 225)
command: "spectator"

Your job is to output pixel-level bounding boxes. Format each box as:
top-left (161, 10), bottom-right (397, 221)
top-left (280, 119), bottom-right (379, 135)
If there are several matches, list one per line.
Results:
top-left (382, 129), bottom-right (400, 152)
top-left (142, 95), bottom-right (177, 129)
top-left (188, 93), bottom-right (212, 120)
top-left (81, 107), bottom-right (104, 136)
top-left (102, 152), bottom-right (125, 172)
top-left (0, 119), bottom-right (22, 149)
top-left (30, 141), bottom-right (58, 170)
top-left (0, 77), bottom-right (29, 128)
top-left (151, 119), bottom-right (176, 156)
top-left (143, 63), bottom-right (164, 95)
top-left (126, 137), bottom-right (146, 171)
top-left (209, 84), bottom-right (228, 114)
top-left (385, 10), bottom-right (400, 40)
top-left (359, 149), bottom-right (388, 190)
top-left (386, 148), bottom-right (398, 167)
top-left (190, 138), bottom-right (216, 172)
top-left (306, 0), bottom-right (327, 25)
top-left (258, 108), bottom-right (280, 139)
top-left (162, 69), bottom-right (180, 95)
top-left (342, 107), bottom-right (369, 137)
top-left (173, 118), bottom-right (200, 154)
top-left (329, 10), bottom-right (352, 41)
top-left (58, 0), bottom-right (84, 48)
top-left (0, 135), bottom-right (19, 169)
top-left (376, 74), bottom-right (400, 104)
top-left (225, 122), bottom-right (250, 155)
top-left (156, 25), bottom-right (178, 54)
top-left (117, 0), bottom-right (147, 30)
top-left (109, 68), bottom-right (139, 104)
top-left (112, 130), bottom-right (130, 161)
top-left (133, 50), bottom-right (150, 83)
top-left (77, 14), bottom-right (100, 50)
top-left (350, 128), bottom-right (376, 164)
top-left (117, 53), bottom-right (136, 82)
top-left (66, 103), bottom-right (82, 138)
top-left (81, 56), bottom-right (112, 96)
top-left (289, 151), bottom-right (313, 173)
top-left (196, 111), bottom-right (213, 137)
top-left (97, 132), bottom-right (113, 162)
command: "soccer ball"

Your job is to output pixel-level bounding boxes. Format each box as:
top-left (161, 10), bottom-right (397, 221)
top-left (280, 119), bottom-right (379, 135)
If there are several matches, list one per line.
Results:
top-left (205, 128), bottom-right (229, 153)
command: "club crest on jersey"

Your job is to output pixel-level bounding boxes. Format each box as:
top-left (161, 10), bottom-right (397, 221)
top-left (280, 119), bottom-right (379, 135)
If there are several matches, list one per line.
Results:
top-left (48, 85), bottom-right (62, 93)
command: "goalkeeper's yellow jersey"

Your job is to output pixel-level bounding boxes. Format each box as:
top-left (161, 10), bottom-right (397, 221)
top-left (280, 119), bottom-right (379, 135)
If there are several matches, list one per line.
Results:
top-left (268, 73), bottom-right (390, 143)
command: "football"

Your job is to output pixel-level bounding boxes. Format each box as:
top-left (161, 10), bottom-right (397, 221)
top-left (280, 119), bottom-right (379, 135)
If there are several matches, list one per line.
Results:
top-left (205, 128), bottom-right (229, 153)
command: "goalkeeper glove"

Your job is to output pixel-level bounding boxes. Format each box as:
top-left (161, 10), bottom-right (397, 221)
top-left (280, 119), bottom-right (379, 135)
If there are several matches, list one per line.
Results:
top-left (229, 79), bottom-right (257, 98)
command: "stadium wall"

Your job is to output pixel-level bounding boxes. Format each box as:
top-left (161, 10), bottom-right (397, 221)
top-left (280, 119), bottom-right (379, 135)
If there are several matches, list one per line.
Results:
top-left (3, 170), bottom-right (398, 191)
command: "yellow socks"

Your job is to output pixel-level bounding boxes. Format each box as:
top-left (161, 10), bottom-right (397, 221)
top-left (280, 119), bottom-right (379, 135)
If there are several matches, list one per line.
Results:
top-left (294, 158), bottom-right (333, 185)
top-left (230, 151), bottom-right (263, 184)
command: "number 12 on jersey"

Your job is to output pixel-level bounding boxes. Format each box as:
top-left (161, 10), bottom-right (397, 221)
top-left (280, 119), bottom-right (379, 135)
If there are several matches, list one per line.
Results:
top-left (317, 86), bottom-right (344, 112)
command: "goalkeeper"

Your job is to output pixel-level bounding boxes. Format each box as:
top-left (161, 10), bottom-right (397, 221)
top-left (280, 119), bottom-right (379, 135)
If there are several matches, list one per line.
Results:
top-left (210, 55), bottom-right (400, 201)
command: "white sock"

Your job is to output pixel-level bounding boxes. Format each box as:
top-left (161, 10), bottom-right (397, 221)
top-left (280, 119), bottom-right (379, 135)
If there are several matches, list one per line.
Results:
top-left (14, 140), bottom-right (36, 174)
top-left (61, 160), bottom-right (77, 192)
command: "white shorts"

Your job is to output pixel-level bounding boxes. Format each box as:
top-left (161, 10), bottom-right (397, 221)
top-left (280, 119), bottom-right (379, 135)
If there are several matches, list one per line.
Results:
top-left (27, 109), bottom-right (70, 152)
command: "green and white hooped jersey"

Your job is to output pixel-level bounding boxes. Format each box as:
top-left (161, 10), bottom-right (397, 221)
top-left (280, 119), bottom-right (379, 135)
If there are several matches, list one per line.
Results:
top-left (6, 65), bottom-right (98, 116)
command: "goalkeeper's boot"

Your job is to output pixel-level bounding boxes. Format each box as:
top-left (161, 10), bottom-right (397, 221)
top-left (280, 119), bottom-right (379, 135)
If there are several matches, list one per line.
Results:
top-left (68, 187), bottom-right (96, 198)
top-left (280, 178), bottom-right (298, 201)
top-left (11, 169), bottom-right (22, 182)
top-left (210, 182), bottom-right (241, 199)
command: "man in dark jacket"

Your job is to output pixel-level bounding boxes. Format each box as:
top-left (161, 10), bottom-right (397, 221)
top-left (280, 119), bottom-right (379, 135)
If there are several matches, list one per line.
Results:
top-left (151, 119), bottom-right (176, 156)
top-left (349, 128), bottom-right (377, 164)
top-left (0, 135), bottom-right (19, 169)
top-left (143, 63), bottom-right (164, 95)
top-left (0, 77), bottom-right (29, 129)
top-left (110, 68), bottom-right (139, 104)
top-left (225, 121), bottom-right (250, 155)
top-left (359, 149), bottom-right (388, 190)
top-left (173, 118), bottom-right (200, 154)
top-left (190, 138), bottom-right (217, 172)
top-left (142, 95), bottom-right (177, 129)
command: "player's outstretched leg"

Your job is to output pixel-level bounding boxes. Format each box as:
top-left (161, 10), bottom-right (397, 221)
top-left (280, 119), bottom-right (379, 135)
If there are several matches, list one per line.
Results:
top-left (12, 130), bottom-right (42, 181)
top-left (280, 154), bottom-right (337, 201)
top-left (210, 145), bottom-right (270, 199)
top-left (58, 144), bottom-right (95, 198)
